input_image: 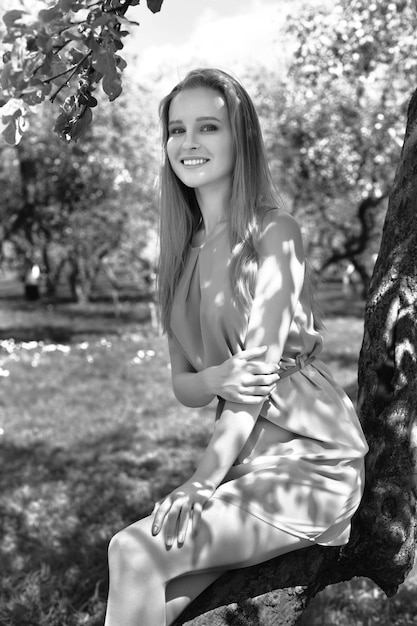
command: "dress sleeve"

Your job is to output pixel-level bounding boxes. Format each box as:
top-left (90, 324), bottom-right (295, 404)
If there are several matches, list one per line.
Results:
top-left (244, 210), bottom-right (306, 365)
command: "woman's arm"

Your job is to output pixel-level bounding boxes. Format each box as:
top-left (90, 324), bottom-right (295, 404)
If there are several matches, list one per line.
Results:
top-left (152, 399), bottom-right (261, 547)
top-left (169, 336), bottom-right (279, 408)
top-left (191, 212), bottom-right (306, 485)
top-left (168, 336), bottom-right (215, 407)
top-left (153, 212), bottom-right (306, 547)
top-left (245, 211), bottom-right (305, 362)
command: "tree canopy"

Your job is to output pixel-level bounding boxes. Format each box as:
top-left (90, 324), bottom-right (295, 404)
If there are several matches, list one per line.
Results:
top-left (274, 0), bottom-right (417, 283)
top-left (0, 0), bottom-right (164, 143)
top-left (0, 77), bottom-right (160, 300)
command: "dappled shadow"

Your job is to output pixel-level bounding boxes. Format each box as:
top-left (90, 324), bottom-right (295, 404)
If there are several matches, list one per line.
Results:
top-left (0, 299), bottom-right (153, 343)
top-left (174, 543), bottom-right (329, 625)
top-left (0, 425), bottom-right (203, 625)
top-left (0, 321), bottom-right (145, 343)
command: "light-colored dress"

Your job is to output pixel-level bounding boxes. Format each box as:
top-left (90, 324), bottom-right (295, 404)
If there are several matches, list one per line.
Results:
top-left (170, 219), bottom-right (368, 547)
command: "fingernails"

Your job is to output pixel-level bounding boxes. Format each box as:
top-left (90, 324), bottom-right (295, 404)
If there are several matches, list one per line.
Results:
top-left (152, 524), bottom-right (159, 536)
top-left (178, 535), bottom-right (184, 545)
top-left (166, 536), bottom-right (173, 547)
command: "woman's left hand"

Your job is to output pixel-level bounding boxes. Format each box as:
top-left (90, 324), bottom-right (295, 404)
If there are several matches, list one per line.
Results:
top-left (151, 479), bottom-right (216, 548)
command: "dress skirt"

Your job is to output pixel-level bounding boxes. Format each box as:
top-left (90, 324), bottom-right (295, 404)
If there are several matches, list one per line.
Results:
top-left (211, 359), bottom-right (368, 547)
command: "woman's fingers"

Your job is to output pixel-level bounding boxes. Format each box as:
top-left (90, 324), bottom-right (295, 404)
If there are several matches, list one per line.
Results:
top-left (244, 384), bottom-right (276, 396)
top-left (238, 345), bottom-right (268, 360)
top-left (176, 502), bottom-right (191, 547)
top-left (243, 372), bottom-right (279, 387)
top-left (152, 498), bottom-right (172, 536)
top-left (163, 498), bottom-right (187, 548)
top-left (192, 501), bottom-right (203, 537)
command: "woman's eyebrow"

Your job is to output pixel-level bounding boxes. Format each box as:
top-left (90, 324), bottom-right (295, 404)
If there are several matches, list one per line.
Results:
top-left (168, 116), bottom-right (222, 126)
top-left (196, 116), bottom-right (221, 122)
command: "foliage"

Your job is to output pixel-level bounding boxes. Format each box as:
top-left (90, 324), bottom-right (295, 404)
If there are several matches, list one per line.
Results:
top-left (0, 0), bottom-right (164, 143)
top-left (277, 0), bottom-right (417, 282)
top-left (0, 80), bottom-right (160, 301)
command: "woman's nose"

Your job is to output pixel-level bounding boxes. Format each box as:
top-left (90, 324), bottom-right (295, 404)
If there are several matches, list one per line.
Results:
top-left (182, 131), bottom-right (200, 150)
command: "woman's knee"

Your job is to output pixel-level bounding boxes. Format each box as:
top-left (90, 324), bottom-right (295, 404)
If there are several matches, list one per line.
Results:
top-left (108, 526), bottom-right (147, 576)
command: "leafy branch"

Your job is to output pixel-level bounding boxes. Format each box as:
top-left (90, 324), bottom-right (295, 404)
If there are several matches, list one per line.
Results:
top-left (0, 0), bottom-right (164, 144)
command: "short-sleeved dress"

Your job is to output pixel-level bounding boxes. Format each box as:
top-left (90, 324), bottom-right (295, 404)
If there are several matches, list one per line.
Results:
top-left (170, 218), bottom-right (368, 547)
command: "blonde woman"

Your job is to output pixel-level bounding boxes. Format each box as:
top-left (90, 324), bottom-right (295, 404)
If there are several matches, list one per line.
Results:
top-left (104, 68), bottom-right (368, 626)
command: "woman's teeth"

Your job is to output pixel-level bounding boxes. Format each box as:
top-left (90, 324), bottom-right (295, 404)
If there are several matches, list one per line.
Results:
top-left (183, 158), bottom-right (208, 166)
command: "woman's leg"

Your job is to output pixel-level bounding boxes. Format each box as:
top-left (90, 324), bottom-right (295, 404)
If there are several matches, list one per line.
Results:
top-left (165, 570), bottom-right (224, 625)
top-left (104, 497), bottom-right (312, 626)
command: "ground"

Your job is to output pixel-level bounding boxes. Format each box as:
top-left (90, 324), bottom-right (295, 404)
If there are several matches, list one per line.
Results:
top-left (0, 278), bottom-right (415, 626)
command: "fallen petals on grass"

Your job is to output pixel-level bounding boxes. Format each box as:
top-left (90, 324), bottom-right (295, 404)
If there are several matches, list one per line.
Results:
top-left (98, 338), bottom-right (112, 348)
top-left (132, 349), bottom-right (156, 365)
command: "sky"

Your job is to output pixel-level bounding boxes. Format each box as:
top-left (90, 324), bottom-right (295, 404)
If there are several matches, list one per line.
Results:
top-left (124, 0), bottom-right (296, 85)
top-left (0, 0), bottom-right (330, 94)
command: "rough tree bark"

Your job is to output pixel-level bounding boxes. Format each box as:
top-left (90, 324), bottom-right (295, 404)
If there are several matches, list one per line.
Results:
top-left (174, 89), bottom-right (417, 626)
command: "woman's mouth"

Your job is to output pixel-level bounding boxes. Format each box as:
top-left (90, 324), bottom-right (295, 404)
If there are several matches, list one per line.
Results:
top-left (181, 158), bottom-right (209, 167)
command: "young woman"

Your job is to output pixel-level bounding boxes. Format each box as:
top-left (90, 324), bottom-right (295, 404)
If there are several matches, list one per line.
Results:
top-left (104, 68), bottom-right (368, 626)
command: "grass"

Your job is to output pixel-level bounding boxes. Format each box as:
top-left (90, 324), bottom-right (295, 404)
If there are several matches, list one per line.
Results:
top-left (0, 279), bottom-right (415, 625)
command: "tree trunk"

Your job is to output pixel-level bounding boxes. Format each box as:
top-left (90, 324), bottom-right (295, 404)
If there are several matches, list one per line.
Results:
top-left (174, 89), bottom-right (417, 626)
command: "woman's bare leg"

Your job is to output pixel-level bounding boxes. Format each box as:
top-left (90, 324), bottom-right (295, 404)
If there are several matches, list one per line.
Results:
top-left (104, 497), bottom-right (312, 626)
top-left (165, 570), bottom-right (223, 625)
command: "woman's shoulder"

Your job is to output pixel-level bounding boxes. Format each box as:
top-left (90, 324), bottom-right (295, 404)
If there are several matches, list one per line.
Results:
top-left (255, 207), bottom-right (303, 252)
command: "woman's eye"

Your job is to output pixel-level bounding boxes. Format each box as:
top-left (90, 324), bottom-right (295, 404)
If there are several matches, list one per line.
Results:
top-left (169, 127), bottom-right (185, 135)
top-left (201, 124), bottom-right (217, 132)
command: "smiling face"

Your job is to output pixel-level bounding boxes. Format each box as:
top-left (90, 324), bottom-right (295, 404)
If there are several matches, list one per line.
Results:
top-left (166, 87), bottom-right (235, 195)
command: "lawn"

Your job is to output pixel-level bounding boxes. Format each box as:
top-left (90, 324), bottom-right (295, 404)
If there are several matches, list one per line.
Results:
top-left (0, 280), bottom-right (415, 626)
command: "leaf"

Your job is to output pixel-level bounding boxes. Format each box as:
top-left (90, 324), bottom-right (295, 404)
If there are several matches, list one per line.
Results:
top-left (115, 55), bottom-right (127, 70)
top-left (90, 13), bottom-right (113, 29)
top-left (36, 32), bottom-right (53, 54)
top-left (71, 106), bottom-right (93, 141)
top-left (39, 6), bottom-right (63, 24)
top-left (78, 92), bottom-right (97, 107)
top-left (58, 0), bottom-right (83, 11)
top-left (1, 107), bottom-right (27, 145)
top-left (2, 10), bottom-right (27, 29)
top-left (21, 79), bottom-right (52, 105)
top-left (91, 45), bottom-right (117, 77)
top-left (147, 0), bottom-right (164, 13)
top-left (66, 47), bottom-right (87, 65)
top-left (102, 74), bottom-right (122, 101)
top-left (54, 109), bottom-right (71, 139)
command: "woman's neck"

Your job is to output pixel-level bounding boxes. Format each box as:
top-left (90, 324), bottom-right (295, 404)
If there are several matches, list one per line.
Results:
top-left (195, 181), bottom-right (231, 235)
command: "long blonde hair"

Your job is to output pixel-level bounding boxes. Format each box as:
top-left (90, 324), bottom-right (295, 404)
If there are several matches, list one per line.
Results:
top-left (158, 68), bottom-right (283, 332)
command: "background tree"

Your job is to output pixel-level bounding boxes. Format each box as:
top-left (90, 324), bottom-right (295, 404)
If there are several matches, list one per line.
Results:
top-left (266, 0), bottom-right (416, 291)
top-left (0, 79), bottom-right (160, 301)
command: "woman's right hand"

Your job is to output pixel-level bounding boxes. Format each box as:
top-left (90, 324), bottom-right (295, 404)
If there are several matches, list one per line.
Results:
top-left (202, 346), bottom-right (280, 404)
